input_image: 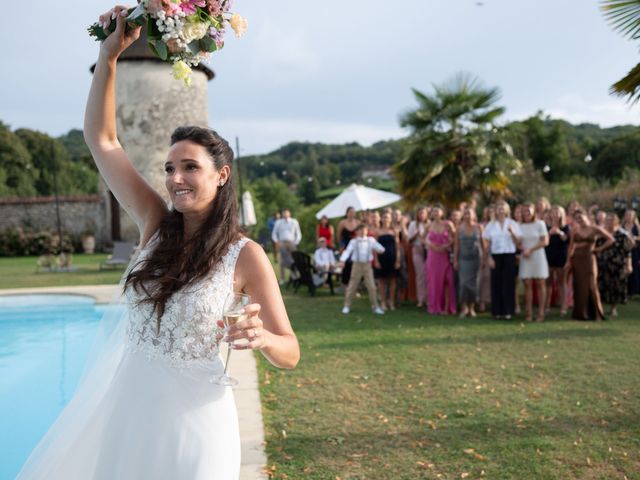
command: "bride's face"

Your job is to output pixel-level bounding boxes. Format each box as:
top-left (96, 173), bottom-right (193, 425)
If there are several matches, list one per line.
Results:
top-left (164, 140), bottom-right (227, 215)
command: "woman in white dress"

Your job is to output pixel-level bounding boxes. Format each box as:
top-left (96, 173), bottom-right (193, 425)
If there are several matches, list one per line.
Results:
top-left (17, 7), bottom-right (299, 479)
top-left (518, 203), bottom-right (549, 322)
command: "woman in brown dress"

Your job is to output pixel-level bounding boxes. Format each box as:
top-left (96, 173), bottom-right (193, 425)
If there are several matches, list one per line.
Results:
top-left (567, 209), bottom-right (614, 320)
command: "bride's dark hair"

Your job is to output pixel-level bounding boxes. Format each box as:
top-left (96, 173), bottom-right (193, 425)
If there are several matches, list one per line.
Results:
top-left (125, 126), bottom-right (241, 329)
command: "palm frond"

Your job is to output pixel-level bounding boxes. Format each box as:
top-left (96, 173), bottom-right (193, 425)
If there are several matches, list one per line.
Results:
top-left (470, 107), bottom-right (506, 125)
top-left (610, 61), bottom-right (640, 103)
top-left (601, 0), bottom-right (640, 39)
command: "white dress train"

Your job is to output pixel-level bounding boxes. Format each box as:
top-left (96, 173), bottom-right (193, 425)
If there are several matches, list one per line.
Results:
top-left (17, 236), bottom-right (249, 480)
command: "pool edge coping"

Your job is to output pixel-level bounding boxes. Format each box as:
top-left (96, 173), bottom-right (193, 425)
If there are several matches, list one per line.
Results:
top-left (0, 285), bottom-right (119, 304)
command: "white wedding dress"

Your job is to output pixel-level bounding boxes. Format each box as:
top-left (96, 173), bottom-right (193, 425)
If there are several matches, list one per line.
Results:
top-left (17, 235), bottom-right (249, 480)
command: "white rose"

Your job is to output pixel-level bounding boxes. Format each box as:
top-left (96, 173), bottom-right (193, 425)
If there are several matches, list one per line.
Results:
top-left (182, 21), bottom-right (210, 43)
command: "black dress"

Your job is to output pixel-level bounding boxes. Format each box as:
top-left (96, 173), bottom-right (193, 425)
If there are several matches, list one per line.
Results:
top-left (545, 225), bottom-right (570, 268)
top-left (374, 234), bottom-right (398, 279)
top-left (340, 227), bottom-right (356, 285)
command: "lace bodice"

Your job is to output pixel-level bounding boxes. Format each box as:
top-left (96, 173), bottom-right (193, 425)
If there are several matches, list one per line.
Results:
top-left (124, 235), bottom-right (249, 367)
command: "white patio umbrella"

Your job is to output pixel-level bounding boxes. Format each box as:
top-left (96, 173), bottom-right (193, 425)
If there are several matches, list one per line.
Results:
top-left (240, 191), bottom-right (257, 226)
top-left (315, 184), bottom-right (402, 219)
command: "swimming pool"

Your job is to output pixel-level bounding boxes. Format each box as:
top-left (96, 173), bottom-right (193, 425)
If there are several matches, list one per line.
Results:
top-left (0, 294), bottom-right (103, 480)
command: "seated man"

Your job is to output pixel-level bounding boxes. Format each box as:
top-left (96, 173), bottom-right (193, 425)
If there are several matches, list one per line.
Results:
top-left (313, 237), bottom-right (336, 287)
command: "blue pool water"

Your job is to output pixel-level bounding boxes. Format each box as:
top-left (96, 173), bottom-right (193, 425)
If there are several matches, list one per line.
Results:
top-left (0, 295), bottom-right (103, 480)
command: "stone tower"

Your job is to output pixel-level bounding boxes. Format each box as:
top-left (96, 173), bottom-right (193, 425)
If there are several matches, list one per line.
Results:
top-left (94, 32), bottom-right (214, 242)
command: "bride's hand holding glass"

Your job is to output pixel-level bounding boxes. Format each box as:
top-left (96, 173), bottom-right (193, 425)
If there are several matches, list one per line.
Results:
top-left (220, 302), bottom-right (267, 351)
top-left (212, 295), bottom-right (267, 386)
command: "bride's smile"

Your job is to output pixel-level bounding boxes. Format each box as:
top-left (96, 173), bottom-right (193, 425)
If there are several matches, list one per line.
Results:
top-left (164, 140), bottom-right (228, 217)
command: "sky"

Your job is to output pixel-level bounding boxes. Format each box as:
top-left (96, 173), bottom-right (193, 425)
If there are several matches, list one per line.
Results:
top-left (1, 0), bottom-right (639, 155)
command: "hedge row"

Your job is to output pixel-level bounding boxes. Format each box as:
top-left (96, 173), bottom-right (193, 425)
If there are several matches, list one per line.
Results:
top-left (0, 228), bottom-right (76, 257)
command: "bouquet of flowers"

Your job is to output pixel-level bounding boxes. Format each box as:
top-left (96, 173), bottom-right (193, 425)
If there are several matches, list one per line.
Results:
top-left (88, 0), bottom-right (247, 86)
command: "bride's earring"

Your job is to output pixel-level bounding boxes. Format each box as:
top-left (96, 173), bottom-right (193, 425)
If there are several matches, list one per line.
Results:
top-left (219, 181), bottom-right (225, 187)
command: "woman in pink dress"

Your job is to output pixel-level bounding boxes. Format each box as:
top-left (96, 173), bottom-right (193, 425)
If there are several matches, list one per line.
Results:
top-left (423, 205), bottom-right (457, 314)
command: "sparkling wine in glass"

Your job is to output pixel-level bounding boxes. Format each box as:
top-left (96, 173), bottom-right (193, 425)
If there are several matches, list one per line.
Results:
top-left (212, 292), bottom-right (250, 386)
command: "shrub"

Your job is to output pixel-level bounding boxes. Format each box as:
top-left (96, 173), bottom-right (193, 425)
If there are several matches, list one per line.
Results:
top-left (0, 228), bottom-right (74, 257)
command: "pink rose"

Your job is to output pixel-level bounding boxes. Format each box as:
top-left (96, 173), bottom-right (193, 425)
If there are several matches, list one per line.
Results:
top-left (179, 0), bottom-right (206, 15)
top-left (206, 0), bottom-right (223, 17)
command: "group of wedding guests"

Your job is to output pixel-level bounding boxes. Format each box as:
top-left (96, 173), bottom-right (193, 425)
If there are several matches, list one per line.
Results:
top-left (316, 198), bottom-right (640, 321)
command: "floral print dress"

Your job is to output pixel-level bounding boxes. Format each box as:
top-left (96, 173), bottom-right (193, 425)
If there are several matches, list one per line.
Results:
top-left (597, 229), bottom-right (631, 305)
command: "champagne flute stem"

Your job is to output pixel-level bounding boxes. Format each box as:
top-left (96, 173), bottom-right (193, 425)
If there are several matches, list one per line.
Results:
top-left (223, 344), bottom-right (233, 375)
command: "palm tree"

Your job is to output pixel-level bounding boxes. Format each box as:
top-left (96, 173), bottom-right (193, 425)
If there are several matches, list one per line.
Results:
top-left (394, 73), bottom-right (519, 208)
top-left (601, 0), bottom-right (640, 103)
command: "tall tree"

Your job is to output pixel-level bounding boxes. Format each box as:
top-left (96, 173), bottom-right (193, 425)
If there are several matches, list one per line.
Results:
top-left (15, 128), bottom-right (99, 195)
top-left (252, 176), bottom-right (301, 218)
top-left (0, 123), bottom-right (38, 196)
top-left (601, 0), bottom-right (640, 103)
top-left (394, 73), bottom-right (519, 207)
top-left (299, 176), bottom-right (320, 205)
top-left (513, 114), bottom-right (573, 182)
top-left (593, 129), bottom-right (640, 180)
top-left (58, 129), bottom-right (95, 169)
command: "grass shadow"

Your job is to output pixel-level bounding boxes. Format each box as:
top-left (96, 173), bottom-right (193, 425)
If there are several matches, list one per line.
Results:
top-left (313, 327), bottom-right (621, 350)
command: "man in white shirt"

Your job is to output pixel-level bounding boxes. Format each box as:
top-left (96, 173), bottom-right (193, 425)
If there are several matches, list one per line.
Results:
top-left (271, 208), bottom-right (302, 284)
top-left (312, 237), bottom-right (336, 287)
top-left (338, 224), bottom-right (385, 314)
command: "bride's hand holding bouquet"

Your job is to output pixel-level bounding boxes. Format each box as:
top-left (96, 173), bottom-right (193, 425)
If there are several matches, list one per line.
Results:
top-left (96, 6), bottom-right (143, 61)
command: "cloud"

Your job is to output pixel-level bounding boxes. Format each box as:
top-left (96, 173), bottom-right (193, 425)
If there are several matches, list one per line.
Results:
top-left (510, 93), bottom-right (640, 126)
top-left (247, 22), bottom-right (321, 84)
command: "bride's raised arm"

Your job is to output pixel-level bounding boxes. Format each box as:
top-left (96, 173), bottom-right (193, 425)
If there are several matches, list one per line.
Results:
top-left (84, 6), bottom-right (167, 242)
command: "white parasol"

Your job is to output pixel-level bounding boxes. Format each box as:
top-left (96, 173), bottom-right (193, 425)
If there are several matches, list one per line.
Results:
top-left (240, 191), bottom-right (257, 226)
top-left (315, 184), bottom-right (401, 219)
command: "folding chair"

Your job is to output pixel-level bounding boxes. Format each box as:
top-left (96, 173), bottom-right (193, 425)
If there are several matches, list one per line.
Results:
top-left (100, 241), bottom-right (135, 270)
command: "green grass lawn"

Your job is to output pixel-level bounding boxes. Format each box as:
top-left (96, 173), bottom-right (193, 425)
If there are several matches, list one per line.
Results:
top-left (258, 293), bottom-right (640, 480)
top-left (0, 255), bottom-right (123, 289)
top-left (2, 255), bottom-right (638, 478)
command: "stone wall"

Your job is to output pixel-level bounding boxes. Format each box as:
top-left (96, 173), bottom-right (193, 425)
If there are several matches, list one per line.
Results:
top-left (0, 195), bottom-right (111, 248)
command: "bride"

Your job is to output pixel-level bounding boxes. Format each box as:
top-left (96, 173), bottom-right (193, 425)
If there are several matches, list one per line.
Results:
top-left (17, 6), bottom-right (299, 479)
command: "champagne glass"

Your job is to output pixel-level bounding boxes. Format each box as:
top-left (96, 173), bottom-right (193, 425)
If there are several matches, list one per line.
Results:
top-left (212, 292), bottom-right (251, 386)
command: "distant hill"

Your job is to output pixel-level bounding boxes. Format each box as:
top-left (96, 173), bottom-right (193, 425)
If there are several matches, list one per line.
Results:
top-left (240, 140), bottom-right (404, 190)
top-left (238, 117), bottom-right (640, 188)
